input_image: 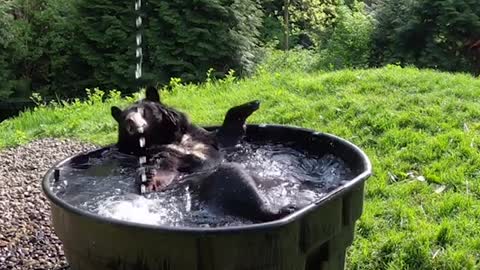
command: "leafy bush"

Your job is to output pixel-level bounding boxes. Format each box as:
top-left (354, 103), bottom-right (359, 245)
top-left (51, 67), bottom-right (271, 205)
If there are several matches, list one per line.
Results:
top-left (74, 0), bottom-right (138, 95)
top-left (288, 0), bottom-right (340, 46)
top-left (74, 0), bottom-right (264, 91)
top-left (317, 1), bottom-right (374, 70)
top-left (258, 0), bottom-right (341, 49)
top-left (370, 0), bottom-right (480, 75)
top-left (0, 0), bottom-right (264, 102)
top-left (0, 1), bottom-right (15, 100)
top-left (145, 0), bottom-right (263, 83)
top-left (0, 0), bottom-right (87, 100)
top-left (256, 46), bottom-right (318, 73)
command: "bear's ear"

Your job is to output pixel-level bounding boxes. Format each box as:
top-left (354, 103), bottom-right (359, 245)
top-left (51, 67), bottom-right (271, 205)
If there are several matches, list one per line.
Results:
top-left (145, 86), bottom-right (160, 103)
top-left (111, 106), bottom-right (122, 123)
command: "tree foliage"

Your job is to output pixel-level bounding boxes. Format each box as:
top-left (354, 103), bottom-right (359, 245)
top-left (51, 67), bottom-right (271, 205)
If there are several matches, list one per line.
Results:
top-left (74, 0), bottom-right (137, 94)
top-left (258, 0), bottom-right (341, 48)
top-left (318, 1), bottom-right (374, 69)
top-left (288, 0), bottom-right (339, 44)
top-left (370, 0), bottom-right (480, 74)
top-left (0, 1), bottom-right (15, 100)
top-left (0, 0), bottom-right (264, 101)
top-left (145, 0), bottom-right (263, 83)
top-left (0, 0), bottom-right (84, 100)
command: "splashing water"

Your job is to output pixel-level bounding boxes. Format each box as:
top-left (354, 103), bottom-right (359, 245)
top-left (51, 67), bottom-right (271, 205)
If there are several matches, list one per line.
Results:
top-left (50, 142), bottom-right (354, 227)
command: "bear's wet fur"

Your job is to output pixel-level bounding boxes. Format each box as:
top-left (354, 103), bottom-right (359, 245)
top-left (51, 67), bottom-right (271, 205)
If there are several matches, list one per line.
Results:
top-left (111, 86), bottom-right (296, 222)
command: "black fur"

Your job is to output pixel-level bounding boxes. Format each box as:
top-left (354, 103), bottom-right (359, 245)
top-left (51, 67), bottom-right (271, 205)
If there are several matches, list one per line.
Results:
top-left (111, 86), bottom-right (296, 222)
top-left (111, 86), bottom-right (194, 156)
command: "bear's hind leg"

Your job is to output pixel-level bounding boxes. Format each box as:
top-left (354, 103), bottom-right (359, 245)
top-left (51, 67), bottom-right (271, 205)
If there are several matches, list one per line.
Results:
top-left (197, 162), bottom-right (297, 222)
top-left (216, 100), bottom-right (260, 148)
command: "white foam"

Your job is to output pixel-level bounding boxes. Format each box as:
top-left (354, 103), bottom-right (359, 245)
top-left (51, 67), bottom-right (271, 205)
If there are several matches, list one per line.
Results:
top-left (96, 196), bottom-right (165, 226)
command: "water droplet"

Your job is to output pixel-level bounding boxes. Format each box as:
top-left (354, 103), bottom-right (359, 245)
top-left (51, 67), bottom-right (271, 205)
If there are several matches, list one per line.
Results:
top-left (136, 17), bottom-right (142, 28)
top-left (135, 64), bottom-right (142, 79)
top-left (136, 34), bottom-right (142, 46)
top-left (185, 186), bottom-right (191, 212)
top-left (139, 137), bottom-right (145, 147)
top-left (139, 156), bottom-right (146, 164)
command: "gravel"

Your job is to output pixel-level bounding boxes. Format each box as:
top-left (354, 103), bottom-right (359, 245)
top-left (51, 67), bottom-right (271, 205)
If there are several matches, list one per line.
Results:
top-left (0, 138), bottom-right (97, 270)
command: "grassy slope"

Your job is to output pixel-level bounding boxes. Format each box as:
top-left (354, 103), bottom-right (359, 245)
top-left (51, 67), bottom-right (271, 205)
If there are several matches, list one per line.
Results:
top-left (1, 65), bottom-right (480, 269)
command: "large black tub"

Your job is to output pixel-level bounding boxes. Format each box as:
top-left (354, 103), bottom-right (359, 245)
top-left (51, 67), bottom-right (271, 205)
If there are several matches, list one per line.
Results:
top-left (42, 124), bottom-right (372, 270)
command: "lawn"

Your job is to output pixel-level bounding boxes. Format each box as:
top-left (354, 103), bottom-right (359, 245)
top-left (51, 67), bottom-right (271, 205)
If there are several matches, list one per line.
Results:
top-left (1, 64), bottom-right (480, 269)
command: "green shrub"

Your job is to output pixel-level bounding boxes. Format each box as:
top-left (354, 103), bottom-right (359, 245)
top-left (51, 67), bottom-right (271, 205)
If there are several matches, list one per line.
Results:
top-left (317, 1), bottom-right (374, 70)
top-left (0, 0), bottom-right (14, 100)
top-left (74, 0), bottom-right (264, 91)
top-left (0, 0), bottom-right (88, 100)
top-left (74, 0), bottom-right (137, 95)
top-left (370, 0), bottom-right (480, 75)
top-left (256, 46), bottom-right (318, 73)
top-left (258, 0), bottom-right (341, 49)
top-left (1, 0), bottom-right (265, 101)
top-left (145, 0), bottom-right (264, 83)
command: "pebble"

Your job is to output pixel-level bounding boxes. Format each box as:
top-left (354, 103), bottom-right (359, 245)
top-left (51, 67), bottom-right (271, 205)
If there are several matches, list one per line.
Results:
top-left (0, 138), bottom-right (96, 270)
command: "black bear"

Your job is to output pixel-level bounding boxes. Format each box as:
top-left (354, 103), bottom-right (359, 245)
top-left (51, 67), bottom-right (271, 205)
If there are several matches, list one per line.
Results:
top-left (111, 86), bottom-right (296, 222)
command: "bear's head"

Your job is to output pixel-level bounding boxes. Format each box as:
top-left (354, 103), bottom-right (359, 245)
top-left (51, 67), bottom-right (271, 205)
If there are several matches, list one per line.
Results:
top-left (111, 86), bottom-right (189, 155)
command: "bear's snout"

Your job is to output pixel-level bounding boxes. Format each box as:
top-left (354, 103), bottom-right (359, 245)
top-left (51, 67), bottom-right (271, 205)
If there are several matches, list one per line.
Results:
top-left (125, 111), bottom-right (148, 134)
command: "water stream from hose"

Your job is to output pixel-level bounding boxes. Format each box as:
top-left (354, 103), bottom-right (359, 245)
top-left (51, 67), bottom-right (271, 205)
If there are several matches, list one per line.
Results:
top-left (134, 0), bottom-right (148, 194)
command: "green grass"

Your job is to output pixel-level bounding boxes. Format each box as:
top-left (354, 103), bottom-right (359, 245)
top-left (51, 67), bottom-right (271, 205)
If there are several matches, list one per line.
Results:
top-left (2, 65), bottom-right (480, 269)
